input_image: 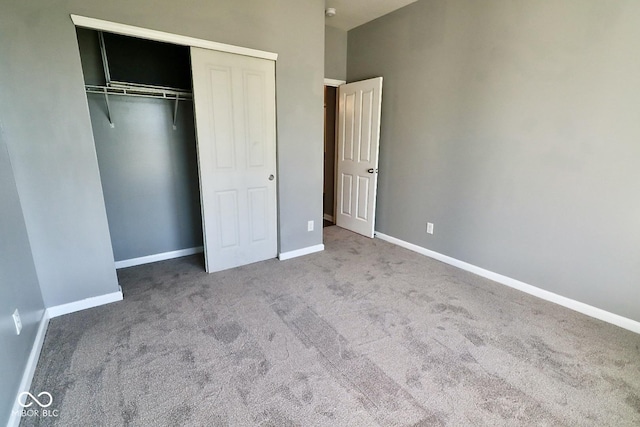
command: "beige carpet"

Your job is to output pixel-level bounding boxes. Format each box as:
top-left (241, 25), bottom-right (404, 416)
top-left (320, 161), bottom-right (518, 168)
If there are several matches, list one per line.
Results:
top-left (23, 226), bottom-right (640, 426)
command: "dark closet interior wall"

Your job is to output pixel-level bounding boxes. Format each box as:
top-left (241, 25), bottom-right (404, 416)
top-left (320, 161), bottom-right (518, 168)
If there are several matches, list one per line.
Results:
top-left (77, 29), bottom-right (202, 262)
top-left (323, 86), bottom-right (337, 220)
top-left (103, 32), bottom-right (192, 89)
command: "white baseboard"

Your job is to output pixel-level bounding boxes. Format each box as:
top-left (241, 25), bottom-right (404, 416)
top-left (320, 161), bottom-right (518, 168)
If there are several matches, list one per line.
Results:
top-left (278, 244), bottom-right (325, 261)
top-left (374, 231), bottom-right (640, 335)
top-left (46, 289), bottom-right (123, 319)
top-left (323, 214), bottom-right (334, 223)
top-left (7, 311), bottom-right (50, 427)
top-left (115, 246), bottom-right (203, 269)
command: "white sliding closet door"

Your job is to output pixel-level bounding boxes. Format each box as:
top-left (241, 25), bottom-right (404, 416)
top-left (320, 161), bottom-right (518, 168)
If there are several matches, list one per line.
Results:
top-left (191, 47), bottom-right (277, 273)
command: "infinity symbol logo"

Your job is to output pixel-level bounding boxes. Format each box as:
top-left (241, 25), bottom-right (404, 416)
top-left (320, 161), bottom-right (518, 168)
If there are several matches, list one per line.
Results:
top-left (18, 392), bottom-right (53, 408)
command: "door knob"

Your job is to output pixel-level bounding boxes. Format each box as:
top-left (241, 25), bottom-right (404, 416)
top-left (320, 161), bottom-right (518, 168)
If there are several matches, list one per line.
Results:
top-left (268, 174), bottom-right (275, 181)
top-left (367, 168), bottom-right (377, 174)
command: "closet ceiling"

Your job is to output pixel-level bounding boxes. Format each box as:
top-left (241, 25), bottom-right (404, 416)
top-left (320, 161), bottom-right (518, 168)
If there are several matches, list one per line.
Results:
top-left (324, 0), bottom-right (417, 31)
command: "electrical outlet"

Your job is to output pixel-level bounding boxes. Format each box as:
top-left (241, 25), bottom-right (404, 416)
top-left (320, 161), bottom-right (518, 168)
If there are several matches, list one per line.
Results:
top-left (307, 220), bottom-right (314, 232)
top-left (426, 222), bottom-right (434, 234)
top-left (12, 309), bottom-right (22, 335)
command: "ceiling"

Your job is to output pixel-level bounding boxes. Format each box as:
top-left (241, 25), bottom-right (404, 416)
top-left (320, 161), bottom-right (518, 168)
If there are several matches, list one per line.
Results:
top-left (324, 0), bottom-right (418, 31)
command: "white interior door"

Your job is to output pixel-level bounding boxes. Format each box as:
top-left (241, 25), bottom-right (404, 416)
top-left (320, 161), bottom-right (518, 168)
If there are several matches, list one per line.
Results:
top-left (190, 47), bottom-right (277, 272)
top-left (335, 77), bottom-right (383, 238)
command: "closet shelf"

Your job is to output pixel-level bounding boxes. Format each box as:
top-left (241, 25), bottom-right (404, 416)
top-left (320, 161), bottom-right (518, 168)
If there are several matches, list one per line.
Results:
top-left (85, 83), bottom-right (192, 101)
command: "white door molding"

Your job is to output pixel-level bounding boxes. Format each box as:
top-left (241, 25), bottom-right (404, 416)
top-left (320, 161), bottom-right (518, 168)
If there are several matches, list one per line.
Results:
top-left (324, 78), bottom-right (346, 87)
top-left (70, 15), bottom-right (278, 61)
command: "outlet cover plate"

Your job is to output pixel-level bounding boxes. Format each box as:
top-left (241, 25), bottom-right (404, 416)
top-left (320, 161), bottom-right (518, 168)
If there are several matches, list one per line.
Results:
top-left (427, 222), bottom-right (434, 234)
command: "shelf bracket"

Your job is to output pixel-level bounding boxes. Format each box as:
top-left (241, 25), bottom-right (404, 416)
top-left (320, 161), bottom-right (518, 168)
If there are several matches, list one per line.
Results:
top-left (98, 31), bottom-right (112, 85)
top-left (172, 95), bottom-right (179, 130)
top-left (103, 92), bottom-right (114, 128)
top-left (98, 31), bottom-right (114, 127)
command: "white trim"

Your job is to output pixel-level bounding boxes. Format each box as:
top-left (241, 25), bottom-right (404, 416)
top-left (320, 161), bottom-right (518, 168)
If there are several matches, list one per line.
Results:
top-left (324, 78), bottom-right (345, 87)
top-left (46, 290), bottom-right (123, 319)
top-left (7, 312), bottom-right (50, 427)
top-left (278, 244), bottom-right (325, 261)
top-left (115, 246), bottom-right (204, 269)
top-left (374, 231), bottom-right (640, 335)
top-left (323, 214), bottom-right (334, 223)
top-left (70, 15), bottom-right (278, 61)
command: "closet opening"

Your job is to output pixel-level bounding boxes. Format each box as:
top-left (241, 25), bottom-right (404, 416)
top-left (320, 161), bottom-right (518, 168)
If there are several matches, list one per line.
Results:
top-left (76, 28), bottom-right (205, 270)
top-left (323, 84), bottom-right (339, 228)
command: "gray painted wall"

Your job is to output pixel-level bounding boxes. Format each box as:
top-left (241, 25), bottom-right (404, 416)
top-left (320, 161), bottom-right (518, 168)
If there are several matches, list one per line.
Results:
top-left (0, 134), bottom-right (45, 425)
top-left (348, 0), bottom-right (640, 322)
top-left (89, 95), bottom-right (203, 262)
top-left (0, 0), bottom-right (324, 307)
top-left (325, 25), bottom-right (347, 80)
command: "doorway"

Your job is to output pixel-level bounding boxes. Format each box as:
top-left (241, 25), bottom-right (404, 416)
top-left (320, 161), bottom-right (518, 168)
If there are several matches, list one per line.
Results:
top-left (323, 84), bottom-right (338, 227)
top-left (323, 77), bottom-right (383, 238)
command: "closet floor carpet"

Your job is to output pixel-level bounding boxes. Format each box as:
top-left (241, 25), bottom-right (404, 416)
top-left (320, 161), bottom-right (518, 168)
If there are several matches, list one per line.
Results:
top-left (23, 226), bottom-right (640, 426)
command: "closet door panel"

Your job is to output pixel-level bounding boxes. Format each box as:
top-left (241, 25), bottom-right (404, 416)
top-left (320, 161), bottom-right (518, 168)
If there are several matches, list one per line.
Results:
top-left (216, 190), bottom-right (240, 249)
top-left (248, 187), bottom-right (268, 243)
top-left (208, 66), bottom-right (236, 169)
top-left (244, 70), bottom-right (266, 168)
